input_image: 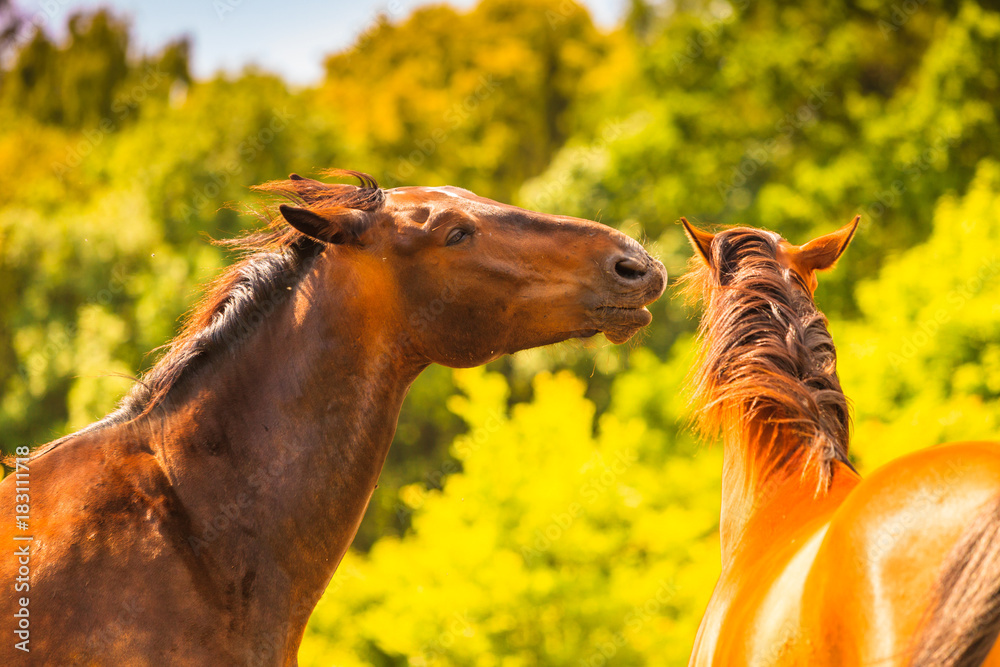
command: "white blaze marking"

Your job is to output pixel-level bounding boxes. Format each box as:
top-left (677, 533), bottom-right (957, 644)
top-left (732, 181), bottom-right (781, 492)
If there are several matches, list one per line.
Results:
top-left (426, 186), bottom-right (464, 199)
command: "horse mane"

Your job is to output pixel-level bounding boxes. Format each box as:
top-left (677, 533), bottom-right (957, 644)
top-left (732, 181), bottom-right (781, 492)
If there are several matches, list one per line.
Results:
top-left (680, 227), bottom-right (852, 492)
top-left (38, 169), bottom-right (385, 451)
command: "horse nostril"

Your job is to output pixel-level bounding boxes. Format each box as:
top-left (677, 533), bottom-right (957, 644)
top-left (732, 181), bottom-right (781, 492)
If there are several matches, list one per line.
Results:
top-left (614, 256), bottom-right (647, 281)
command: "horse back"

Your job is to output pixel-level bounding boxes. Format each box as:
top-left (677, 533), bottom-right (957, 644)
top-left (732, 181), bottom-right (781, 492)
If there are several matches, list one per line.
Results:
top-left (805, 441), bottom-right (1000, 665)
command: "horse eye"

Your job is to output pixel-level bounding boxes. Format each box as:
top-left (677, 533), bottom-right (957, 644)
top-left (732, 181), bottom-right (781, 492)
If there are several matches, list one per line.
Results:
top-left (446, 228), bottom-right (470, 246)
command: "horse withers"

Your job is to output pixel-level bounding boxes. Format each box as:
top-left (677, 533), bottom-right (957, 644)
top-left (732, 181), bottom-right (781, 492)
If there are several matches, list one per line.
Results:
top-left (680, 216), bottom-right (1000, 667)
top-left (0, 171), bottom-right (666, 665)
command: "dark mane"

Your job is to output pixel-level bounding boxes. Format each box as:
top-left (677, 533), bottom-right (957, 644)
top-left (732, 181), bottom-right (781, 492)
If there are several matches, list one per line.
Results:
top-left (40, 169), bottom-right (385, 451)
top-left (681, 227), bottom-right (852, 491)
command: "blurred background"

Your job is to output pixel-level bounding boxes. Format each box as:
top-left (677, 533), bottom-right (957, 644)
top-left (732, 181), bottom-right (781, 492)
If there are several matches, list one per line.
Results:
top-left (2, 0), bottom-right (999, 663)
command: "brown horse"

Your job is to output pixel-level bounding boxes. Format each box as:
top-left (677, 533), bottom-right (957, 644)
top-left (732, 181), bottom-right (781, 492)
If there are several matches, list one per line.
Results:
top-left (681, 216), bottom-right (1000, 667)
top-left (0, 170), bottom-right (666, 666)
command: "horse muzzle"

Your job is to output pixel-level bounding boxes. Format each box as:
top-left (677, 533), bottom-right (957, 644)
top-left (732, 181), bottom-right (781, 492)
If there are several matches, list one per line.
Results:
top-left (590, 252), bottom-right (667, 343)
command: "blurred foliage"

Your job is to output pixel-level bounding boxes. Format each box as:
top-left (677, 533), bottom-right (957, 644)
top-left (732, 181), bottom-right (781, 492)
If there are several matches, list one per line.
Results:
top-left (2, 9), bottom-right (190, 128)
top-left (318, 0), bottom-right (619, 201)
top-left (837, 159), bottom-right (1000, 470)
top-left (1, 0), bottom-right (999, 664)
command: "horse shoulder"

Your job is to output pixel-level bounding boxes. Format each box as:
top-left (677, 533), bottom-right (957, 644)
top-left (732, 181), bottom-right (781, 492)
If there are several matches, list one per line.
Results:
top-left (698, 518), bottom-right (833, 666)
top-left (0, 429), bottom-right (240, 664)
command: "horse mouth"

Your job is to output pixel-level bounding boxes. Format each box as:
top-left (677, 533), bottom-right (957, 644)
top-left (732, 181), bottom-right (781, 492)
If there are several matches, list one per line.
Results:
top-left (573, 256), bottom-right (666, 344)
top-left (591, 305), bottom-right (654, 344)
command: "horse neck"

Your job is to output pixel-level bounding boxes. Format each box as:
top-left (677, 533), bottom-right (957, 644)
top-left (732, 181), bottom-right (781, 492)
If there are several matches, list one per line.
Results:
top-left (690, 258), bottom-right (859, 567)
top-left (718, 419), bottom-right (859, 567)
top-left (143, 252), bottom-right (427, 621)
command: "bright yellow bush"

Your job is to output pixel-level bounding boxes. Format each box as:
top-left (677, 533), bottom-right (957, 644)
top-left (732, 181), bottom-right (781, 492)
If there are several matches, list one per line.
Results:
top-left (837, 160), bottom-right (1000, 470)
top-left (300, 364), bottom-right (722, 666)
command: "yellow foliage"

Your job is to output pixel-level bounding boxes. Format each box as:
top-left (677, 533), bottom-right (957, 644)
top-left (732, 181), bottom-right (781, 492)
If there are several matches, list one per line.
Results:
top-left (301, 368), bottom-right (722, 666)
top-left (837, 160), bottom-right (1000, 470)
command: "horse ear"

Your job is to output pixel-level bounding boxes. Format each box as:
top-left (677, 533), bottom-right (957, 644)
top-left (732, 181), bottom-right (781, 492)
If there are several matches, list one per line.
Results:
top-left (681, 217), bottom-right (716, 266)
top-left (797, 215), bottom-right (860, 272)
top-left (278, 204), bottom-right (362, 245)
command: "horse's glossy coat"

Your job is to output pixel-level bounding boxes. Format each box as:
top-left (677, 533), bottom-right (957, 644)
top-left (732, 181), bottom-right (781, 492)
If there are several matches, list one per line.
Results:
top-left (0, 171), bottom-right (666, 665)
top-left (681, 217), bottom-right (1000, 667)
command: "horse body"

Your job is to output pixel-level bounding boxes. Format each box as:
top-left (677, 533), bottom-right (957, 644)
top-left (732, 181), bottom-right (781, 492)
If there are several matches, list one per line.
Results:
top-left (692, 441), bottom-right (1000, 666)
top-left (0, 171), bottom-right (666, 665)
top-left (681, 218), bottom-right (1000, 666)
top-left (1, 270), bottom-right (419, 664)
top-left (811, 441), bottom-right (1000, 666)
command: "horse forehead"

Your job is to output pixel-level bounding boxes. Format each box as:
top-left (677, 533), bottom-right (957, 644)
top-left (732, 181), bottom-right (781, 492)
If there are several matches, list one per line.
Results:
top-left (382, 187), bottom-right (604, 233)
top-left (730, 227), bottom-right (782, 243)
top-left (385, 185), bottom-right (498, 208)
top-left (386, 186), bottom-right (509, 212)
top-left (423, 186), bottom-right (477, 200)
top-left (719, 227), bottom-right (784, 253)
